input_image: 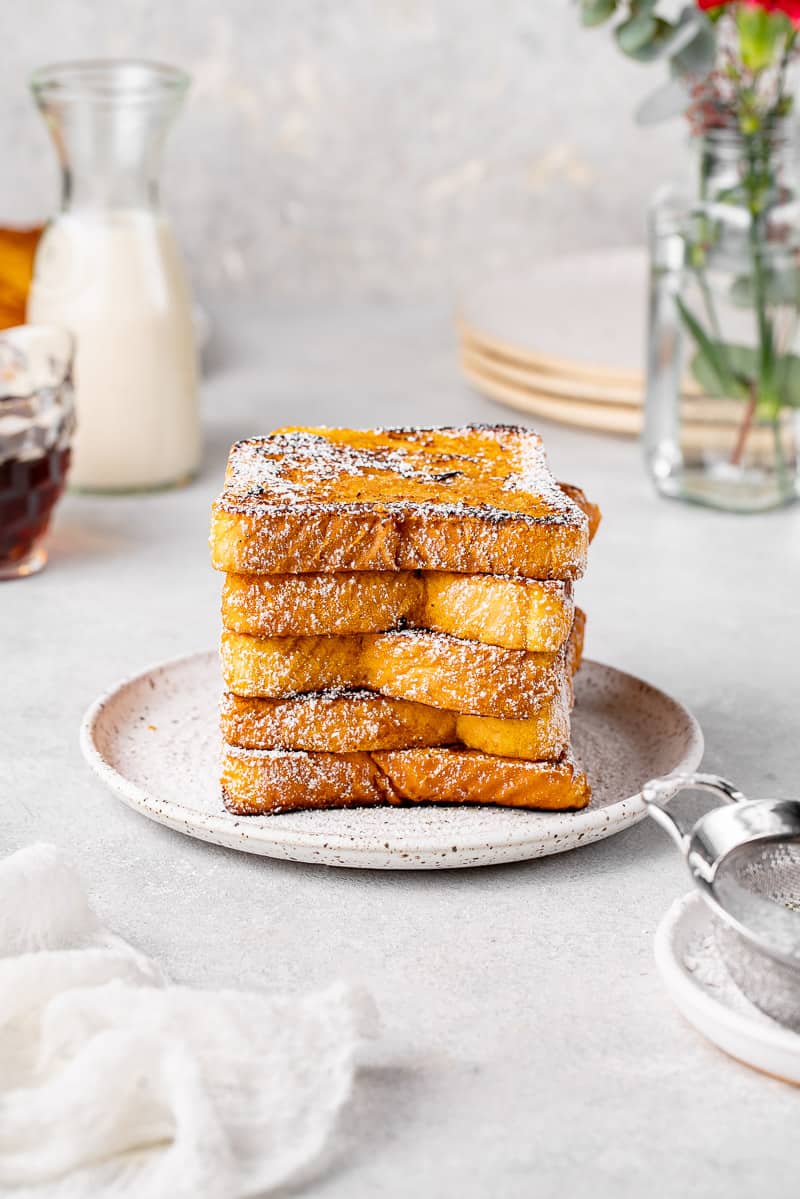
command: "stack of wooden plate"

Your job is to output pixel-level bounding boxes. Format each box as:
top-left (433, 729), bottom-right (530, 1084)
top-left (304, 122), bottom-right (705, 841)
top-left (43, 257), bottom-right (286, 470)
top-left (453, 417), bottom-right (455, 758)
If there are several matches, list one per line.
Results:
top-left (458, 247), bottom-right (787, 459)
top-left (457, 248), bottom-right (646, 436)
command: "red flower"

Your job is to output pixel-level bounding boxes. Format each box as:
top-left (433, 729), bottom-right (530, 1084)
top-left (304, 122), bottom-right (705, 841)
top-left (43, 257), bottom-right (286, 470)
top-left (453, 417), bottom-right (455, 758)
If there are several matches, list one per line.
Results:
top-left (697, 0), bottom-right (800, 23)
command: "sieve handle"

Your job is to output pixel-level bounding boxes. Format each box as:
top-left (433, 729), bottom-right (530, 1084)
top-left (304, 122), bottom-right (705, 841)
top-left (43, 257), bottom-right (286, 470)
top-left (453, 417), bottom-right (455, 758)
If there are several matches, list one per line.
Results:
top-left (641, 773), bottom-right (747, 853)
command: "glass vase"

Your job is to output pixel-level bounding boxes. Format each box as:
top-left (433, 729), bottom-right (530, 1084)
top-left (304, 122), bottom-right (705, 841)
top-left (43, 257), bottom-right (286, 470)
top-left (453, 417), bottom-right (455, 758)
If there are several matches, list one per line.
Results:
top-left (645, 122), bottom-right (800, 512)
top-left (27, 60), bottom-right (199, 493)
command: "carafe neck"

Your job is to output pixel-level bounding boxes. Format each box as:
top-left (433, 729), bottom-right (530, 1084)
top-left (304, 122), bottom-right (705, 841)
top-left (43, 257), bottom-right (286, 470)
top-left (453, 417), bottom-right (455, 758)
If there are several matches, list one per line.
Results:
top-left (31, 59), bottom-right (189, 213)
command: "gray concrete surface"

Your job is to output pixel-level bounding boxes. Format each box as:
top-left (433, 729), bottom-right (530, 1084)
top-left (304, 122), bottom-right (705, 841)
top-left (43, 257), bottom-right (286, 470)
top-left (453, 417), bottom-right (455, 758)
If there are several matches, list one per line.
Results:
top-left (2, 303), bottom-right (799, 1197)
top-left (1, 0), bottom-right (687, 302)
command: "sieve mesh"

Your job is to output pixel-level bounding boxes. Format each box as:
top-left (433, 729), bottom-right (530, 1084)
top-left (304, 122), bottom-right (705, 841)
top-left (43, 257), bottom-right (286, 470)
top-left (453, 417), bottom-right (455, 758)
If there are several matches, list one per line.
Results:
top-left (712, 840), bottom-right (800, 962)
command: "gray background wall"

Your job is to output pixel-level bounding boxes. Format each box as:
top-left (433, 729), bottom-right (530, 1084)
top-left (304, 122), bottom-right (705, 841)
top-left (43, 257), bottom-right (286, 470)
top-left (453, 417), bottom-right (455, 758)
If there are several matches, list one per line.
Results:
top-left (1, 0), bottom-right (687, 302)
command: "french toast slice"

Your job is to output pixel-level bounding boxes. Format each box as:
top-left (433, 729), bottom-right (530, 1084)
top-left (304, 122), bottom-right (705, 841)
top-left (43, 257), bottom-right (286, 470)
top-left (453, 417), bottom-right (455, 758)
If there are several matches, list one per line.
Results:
top-left (221, 570), bottom-right (575, 652)
top-left (210, 425), bottom-right (596, 580)
top-left (220, 609), bottom-right (584, 719)
top-left (221, 689), bottom-right (571, 760)
top-left (221, 744), bottom-right (591, 814)
top-left (559, 483), bottom-right (601, 543)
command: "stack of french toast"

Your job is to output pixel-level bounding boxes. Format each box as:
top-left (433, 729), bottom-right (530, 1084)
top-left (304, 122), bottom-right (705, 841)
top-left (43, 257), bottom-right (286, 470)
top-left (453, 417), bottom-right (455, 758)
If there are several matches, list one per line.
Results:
top-left (209, 425), bottom-right (600, 815)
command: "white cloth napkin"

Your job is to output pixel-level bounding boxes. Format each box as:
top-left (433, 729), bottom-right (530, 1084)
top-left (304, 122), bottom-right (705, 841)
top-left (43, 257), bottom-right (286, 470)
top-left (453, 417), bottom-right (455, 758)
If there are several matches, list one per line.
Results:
top-left (0, 844), bottom-right (376, 1198)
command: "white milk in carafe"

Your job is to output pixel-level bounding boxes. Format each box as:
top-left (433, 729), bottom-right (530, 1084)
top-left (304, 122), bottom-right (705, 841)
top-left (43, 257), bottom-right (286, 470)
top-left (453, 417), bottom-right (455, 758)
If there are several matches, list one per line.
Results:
top-left (27, 210), bottom-right (200, 491)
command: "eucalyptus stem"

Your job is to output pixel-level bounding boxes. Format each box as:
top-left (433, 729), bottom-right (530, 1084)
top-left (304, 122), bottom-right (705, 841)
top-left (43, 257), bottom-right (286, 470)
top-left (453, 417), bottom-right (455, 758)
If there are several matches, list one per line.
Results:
top-left (693, 266), bottom-right (725, 344)
top-left (693, 146), bottom-right (723, 365)
top-left (729, 130), bottom-right (776, 467)
top-left (747, 136), bottom-right (773, 377)
top-left (691, 142), bottom-right (736, 385)
top-left (777, 32), bottom-right (797, 105)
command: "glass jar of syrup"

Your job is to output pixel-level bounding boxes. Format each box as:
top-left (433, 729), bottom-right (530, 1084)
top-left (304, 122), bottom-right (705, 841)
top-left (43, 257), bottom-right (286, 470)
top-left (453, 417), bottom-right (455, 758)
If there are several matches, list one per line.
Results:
top-left (0, 325), bottom-right (75, 579)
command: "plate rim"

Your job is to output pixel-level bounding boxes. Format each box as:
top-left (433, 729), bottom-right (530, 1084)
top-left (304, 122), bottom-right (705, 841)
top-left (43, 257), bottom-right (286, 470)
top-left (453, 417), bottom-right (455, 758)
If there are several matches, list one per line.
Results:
top-left (80, 649), bottom-right (704, 864)
top-left (459, 343), bottom-right (642, 407)
top-left (457, 319), bottom-right (643, 388)
top-left (459, 355), bottom-right (642, 438)
top-left (456, 245), bottom-right (647, 382)
top-left (654, 892), bottom-right (800, 1075)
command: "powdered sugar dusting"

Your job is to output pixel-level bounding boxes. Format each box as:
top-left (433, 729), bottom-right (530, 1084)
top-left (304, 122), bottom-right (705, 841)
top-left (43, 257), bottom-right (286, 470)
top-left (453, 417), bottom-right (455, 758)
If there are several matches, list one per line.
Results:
top-left (221, 743), bottom-right (590, 814)
top-left (221, 688), bottom-right (456, 751)
top-left (220, 622), bottom-right (578, 718)
top-left (208, 425), bottom-right (600, 815)
top-left (683, 930), bottom-right (762, 1014)
top-left (216, 425), bottom-right (584, 528)
top-left (220, 688), bottom-right (570, 757)
top-left (221, 570), bottom-right (574, 652)
top-left (224, 742), bottom-right (584, 772)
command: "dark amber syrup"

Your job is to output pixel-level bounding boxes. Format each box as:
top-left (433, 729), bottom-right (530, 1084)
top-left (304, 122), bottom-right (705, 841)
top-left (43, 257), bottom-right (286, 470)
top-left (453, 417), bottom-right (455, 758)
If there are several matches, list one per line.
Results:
top-left (0, 446), bottom-right (70, 565)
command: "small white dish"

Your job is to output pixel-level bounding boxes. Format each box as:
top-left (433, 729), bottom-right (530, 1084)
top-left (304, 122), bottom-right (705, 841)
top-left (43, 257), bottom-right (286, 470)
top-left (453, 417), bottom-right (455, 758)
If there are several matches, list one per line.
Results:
top-left (655, 892), bottom-right (800, 1085)
top-left (80, 652), bottom-right (703, 870)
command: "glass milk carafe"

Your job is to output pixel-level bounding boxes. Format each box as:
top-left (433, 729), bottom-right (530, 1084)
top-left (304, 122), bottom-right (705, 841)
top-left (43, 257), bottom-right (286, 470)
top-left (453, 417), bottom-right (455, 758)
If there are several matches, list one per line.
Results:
top-left (27, 60), bottom-right (200, 492)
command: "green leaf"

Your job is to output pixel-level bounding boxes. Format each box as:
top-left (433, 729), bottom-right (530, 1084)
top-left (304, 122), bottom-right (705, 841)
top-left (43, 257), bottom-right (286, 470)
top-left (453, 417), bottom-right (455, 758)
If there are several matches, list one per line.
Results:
top-left (615, 4), bottom-right (662, 58)
top-left (687, 336), bottom-right (800, 410)
top-left (670, 22), bottom-right (717, 76)
top-left (635, 77), bottom-right (688, 124)
top-left (688, 340), bottom-right (752, 401)
top-left (774, 353), bottom-right (800, 408)
top-left (729, 269), bottom-right (800, 308)
top-left (676, 297), bottom-right (748, 399)
top-left (736, 7), bottom-right (789, 73)
top-left (580, 0), bottom-right (618, 27)
top-left (614, 2), bottom-right (713, 67)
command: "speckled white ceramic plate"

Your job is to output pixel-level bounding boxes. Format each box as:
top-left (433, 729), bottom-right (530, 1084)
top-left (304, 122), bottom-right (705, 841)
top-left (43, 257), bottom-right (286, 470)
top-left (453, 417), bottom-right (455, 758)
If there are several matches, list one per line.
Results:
top-left (80, 652), bottom-right (703, 870)
top-left (655, 893), bottom-right (800, 1085)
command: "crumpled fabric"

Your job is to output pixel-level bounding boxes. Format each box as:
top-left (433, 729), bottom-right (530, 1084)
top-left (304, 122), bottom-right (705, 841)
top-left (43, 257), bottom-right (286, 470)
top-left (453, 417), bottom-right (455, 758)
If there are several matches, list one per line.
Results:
top-left (0, 844), bottom-right (376, 1198)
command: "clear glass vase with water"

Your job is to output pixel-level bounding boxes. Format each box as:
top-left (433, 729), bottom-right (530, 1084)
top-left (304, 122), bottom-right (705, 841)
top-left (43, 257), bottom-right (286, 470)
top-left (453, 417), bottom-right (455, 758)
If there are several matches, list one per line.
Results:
top-left (645, 123), bottom-right (800, 512)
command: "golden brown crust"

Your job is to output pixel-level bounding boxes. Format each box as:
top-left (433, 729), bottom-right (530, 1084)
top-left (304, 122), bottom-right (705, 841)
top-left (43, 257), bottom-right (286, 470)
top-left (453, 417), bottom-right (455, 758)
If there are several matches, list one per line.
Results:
top-left (210, 506), bottom-right (586, 579)
top-left (222, 690), bottom-right (455, 752)
top-left (221, 743), bottom-right (591, 815)
top-left (220, 611), bottom-right (584, 719)
top-left (363, 631), bottom-right (566, 718)
top-left (221, 689), bottom-right (571, 759)
top-left (222, 571), bottom-right (423, 638)
top-left (373, 748), bottom-right (591, 811)
top-left (454, 707), bottom-right (569, 760)
top-left (221, 570), bottom-right (575, 652)
top-left (565, 607), bottom-right (585, 680)
top-left (210, 425), bottom-right (592, 579)
top-left (221, 747), bottom-right (394, 813)
top-left (559, 483), bottom-right (602, 543)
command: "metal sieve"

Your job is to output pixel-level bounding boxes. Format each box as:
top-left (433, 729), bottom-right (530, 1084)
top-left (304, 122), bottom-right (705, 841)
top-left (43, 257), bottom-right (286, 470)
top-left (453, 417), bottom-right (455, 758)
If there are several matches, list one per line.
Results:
top-left (642, 772), bottom-right (800, 1030)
